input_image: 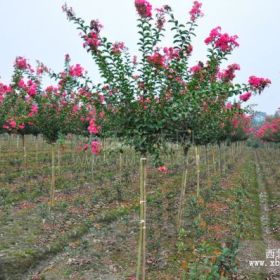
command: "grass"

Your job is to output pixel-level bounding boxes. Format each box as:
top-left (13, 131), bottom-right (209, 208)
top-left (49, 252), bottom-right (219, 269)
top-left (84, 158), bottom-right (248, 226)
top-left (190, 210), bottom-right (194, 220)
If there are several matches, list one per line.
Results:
top-left (0, 135), bottom-right (279, 279)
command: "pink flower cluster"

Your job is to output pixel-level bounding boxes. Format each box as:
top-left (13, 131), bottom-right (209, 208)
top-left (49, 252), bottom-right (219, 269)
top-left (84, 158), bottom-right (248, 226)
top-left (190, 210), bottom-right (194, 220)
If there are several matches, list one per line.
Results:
top-left (217, 64), bottom-right (240, 82)
top-left (18, 79), bottom-right (37, 97)
top-left (231, 114), bottom-right (251, 135)
top-left (256, 117), bottom-right (280, 141)
top-left (91, 140), bottom-right (102, 155)
top-left (190, 63), bottom-right (202, 74)
top-left (147, 52), bottom-right (165, 68)
top-left (155, 7), bottom-right (166, 30)
top-left (69, 64), bottom-right (84, 77)
top-left (158, 165), bottom-right (168, 173)
top-left (3, 119), bottom-right (17, 130)
top-left (189, 1), bottom-right (203, 22)
top-left (135, 0), bottom-right (152, 18)
top-left (28, 104), bottom-right (39, 117)
top-left (248, 76), bottom-right (271, 90)
top-left (83, 32), bottom-right (101, 50)
top-left (163, 47), bottom-right (180, 60)
top-left (205, 26), bottom-right (239, 52)
top-left (14, 56), bottom-right (29, 70)
top-left (88, 119), bottom-right (100, 134)
top-left (225, 102), bottom-right (232, 110)
top-left (112, 42), bottom-right (125, 55)
top-left (239, 92), bottom-right (252, 102)
top-left (0, 83), bottom-right (12, 103)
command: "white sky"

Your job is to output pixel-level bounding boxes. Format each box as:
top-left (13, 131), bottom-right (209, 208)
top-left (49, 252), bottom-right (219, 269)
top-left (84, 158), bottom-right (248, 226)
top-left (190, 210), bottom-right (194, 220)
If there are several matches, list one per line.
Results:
top-left (0, 0), bottom-right (279, 113)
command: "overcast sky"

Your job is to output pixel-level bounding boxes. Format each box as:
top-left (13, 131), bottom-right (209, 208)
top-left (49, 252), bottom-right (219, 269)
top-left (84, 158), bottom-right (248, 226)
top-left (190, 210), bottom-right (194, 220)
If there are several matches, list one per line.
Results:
top-left (0, 0), bottom-right (279, 114)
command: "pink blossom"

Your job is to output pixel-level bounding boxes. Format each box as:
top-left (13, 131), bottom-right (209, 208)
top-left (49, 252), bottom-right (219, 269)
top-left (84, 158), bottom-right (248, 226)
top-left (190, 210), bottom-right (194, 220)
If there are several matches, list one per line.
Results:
top-left (158, 166), bottom-right (168, 173)
top-left (155, 7), bottom-right (166, 30)
top-left (27, 81), bottom-right (37, 97)
top-left (217, 64), bottom-right (240, 82)
top-left (0, 83), bottom-right (12, 102)
top-left (45, 85), bottom-right (58, 93)
top-left (69, 64), bottom-right (84, 77)
top-left (91, 140), bottom-right (102, 155)
top-left (147, 52), bottom-right (165, 68)
top-left (226, 102), bottom-right (232, 110)
top-left (83, 32), bottom-right (101, 50)
top-left (0, 83), bottom-right (12, 94)
top-left (205, 26), bottom-right (239, 52)
top-left (135, 0), bottom-right (152, 18)
top-left (72, 104), bottom-right (80, 113)
top-left (239, 92), bottom-right (252, 102)
top-left (3, 119), bottom-right (17, 130)
top-left (112, 42), bottom-right (125, 55)
top-left (232, 118), bottom-right (239, 129)
top-left (190, 64), bottom-right (202, 73)
top-left (204, 26), bottom-right (221, 44)
top-left (15, 56), bottom-right (28, 70)
top-left (19, 123), bottom-right (25, 130)
top-left (88, 119), bottom-right (100, 134)
top-left (189, 1), bottom-right (203, 21)
top-left (18, 79), bottom-right (26, 89)
top-left (28, 104), bottom-right (38, 117)
top-left (248, 75), bottom-right (271, 90)
top-left (163, 47), bottom-right (180, 60)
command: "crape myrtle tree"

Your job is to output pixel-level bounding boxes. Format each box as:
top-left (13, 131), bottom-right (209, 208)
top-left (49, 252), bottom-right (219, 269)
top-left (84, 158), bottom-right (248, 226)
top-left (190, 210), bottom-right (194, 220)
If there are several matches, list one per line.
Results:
top-left (0, 57), bottom-right (38, 139)
top-left (62, 1), bottom-right (271, 277)
top-left (0, 55), bottom-right (101, 207)
top-left (256, 114), bottom-right (280, 143)
top-left (33, 55), bottom-right (103, 206)
top-left (0, 57), bottom-right (41, 176)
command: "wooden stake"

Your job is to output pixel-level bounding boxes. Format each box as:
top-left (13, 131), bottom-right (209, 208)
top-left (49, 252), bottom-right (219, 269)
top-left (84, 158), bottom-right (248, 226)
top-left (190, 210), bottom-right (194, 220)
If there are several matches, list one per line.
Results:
top-left (177, 157), bottom-right (188, 230)
top-left (195, 146), bottom-right (200, 197)
top-left (136, 158), bottom-right (147, 280)
top-left (50, 143), bottom-right (56, 207)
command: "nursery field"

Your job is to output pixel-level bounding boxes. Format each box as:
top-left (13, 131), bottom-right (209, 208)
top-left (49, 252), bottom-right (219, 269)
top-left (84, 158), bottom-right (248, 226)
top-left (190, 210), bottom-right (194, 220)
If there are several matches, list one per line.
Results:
top-left (0, 135), bottom-right (279, 280)
top-left (0, 0), bottom-right (278, 279)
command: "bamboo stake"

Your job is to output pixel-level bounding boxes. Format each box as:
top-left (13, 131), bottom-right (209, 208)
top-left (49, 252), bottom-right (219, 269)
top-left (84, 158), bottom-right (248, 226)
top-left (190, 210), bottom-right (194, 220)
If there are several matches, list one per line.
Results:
top-left (91, 154), bottom-right (95, 178)
top-left (119, 152), bottom-right (123, 173)
top-left (57, 144), bottom-right (61, 175)
top-left (195, 146), bottom-right (200, 197)
top-left (218, 143), bottom-right (222, 174)
top-left (177, 157), bottom-right (188, 230)
top-left (136, 158), bottom-right (147, 280)
top-left (22, 135), bottom-right (27, 183)
top-left (212, 145), bottom-right (216, 172)
top-left (35, 136), bottom-right (39, 164)
top-left (16, 135), bottom-right (19, 150)
top-left (50, 143), bottom-right (56, 207)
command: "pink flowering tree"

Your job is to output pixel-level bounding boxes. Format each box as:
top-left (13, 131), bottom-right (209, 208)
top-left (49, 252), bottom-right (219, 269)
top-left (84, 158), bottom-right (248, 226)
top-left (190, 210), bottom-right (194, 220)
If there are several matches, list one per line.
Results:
top-left (34, 56), bottom-right (92, 144)
top-left (0, 57), bottom-right (39, 139)
top-left (61, 1), bottom-right (272, 277)
top-left (220, 110), bottom-right (252, 143)
top-left (256, 115), bottom-right (280, 142)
